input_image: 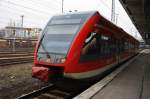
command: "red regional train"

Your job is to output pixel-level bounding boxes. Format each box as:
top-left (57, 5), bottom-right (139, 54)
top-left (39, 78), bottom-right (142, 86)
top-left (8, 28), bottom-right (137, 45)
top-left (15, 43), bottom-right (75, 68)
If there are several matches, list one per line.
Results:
top-left (32, 11), bottom-right (139, 81)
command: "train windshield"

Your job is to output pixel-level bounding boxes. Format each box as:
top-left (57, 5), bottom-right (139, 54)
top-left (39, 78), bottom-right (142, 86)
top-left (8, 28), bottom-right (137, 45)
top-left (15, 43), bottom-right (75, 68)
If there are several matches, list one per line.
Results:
top-left (37, 12), bottom-right (94, 56)
top-left (38, 24), bottom-right (80, 54)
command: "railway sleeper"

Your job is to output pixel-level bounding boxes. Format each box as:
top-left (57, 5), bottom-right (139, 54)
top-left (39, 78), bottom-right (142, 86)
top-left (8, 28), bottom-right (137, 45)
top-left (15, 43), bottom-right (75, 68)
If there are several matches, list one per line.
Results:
top-left (0, 54), bottom-right (33, 58)
top-left (45, 90), bottom-right (70, 98)
top-left (0, 58), bottom-right (32, 63)
top-left (49, 90), bottom-right (71, 96)
top-left (41, 93), bottom-right (66, 99)
top-left (0, 58), bottom-right (33, 66)
top-left (28, 89), bottom-right (70, 99)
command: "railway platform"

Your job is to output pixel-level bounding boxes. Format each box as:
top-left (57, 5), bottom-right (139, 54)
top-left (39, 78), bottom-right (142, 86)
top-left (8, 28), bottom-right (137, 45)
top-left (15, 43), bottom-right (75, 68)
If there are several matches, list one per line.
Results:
top-left (74, 49), bottom-right (150, 99)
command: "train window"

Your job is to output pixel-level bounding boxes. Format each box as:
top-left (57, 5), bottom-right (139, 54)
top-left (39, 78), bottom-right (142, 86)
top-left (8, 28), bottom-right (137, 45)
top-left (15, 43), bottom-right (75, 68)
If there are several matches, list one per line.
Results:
top-left (108, 37), bottom-right (115, 56)
top-left (125, 42), bottom-right (127, 50)
top-left (120, 39), bottom-right (125, 53)
top-left (100, 34), bottom-right (111, 58)
top-left (80, 32), bottom-right (114, 62)
top-left (45, 25), bottom-right (80, 35)
top-left (38, 24), bottom-right (80, 54)
top-left (49, 13), bottom-right (90, 25)
top-left (50, 19), bottom-right (82, 25)
top-left (101, 35), bottom-right (109, 40)
top-left (80, 32), bottom-right (101, 61)
top-left (80, 32), bottom-right (117, 62)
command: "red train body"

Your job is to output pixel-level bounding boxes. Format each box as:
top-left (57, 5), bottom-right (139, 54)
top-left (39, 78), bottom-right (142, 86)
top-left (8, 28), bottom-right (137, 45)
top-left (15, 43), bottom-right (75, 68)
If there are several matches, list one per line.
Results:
top-left (32, 11), bottom-right (139, 81)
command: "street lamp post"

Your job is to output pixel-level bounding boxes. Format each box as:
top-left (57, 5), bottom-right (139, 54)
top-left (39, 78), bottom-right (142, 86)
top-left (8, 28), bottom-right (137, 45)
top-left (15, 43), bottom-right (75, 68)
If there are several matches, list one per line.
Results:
top-left (21, 15), bottom-right (24, 38)
top-left (13, 27), bottom-right (16, 52)
top-left (62, 0), bottom-right (64, 13)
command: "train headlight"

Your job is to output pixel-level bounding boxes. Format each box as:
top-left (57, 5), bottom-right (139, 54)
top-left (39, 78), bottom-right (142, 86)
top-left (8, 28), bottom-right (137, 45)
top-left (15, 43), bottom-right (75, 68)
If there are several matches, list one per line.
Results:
top-left (55, 55), bottom-right (66, 63)
top-left (45, 58), bottom-right (51, 63)
top-left (60, 58), bottom-right (66, 63)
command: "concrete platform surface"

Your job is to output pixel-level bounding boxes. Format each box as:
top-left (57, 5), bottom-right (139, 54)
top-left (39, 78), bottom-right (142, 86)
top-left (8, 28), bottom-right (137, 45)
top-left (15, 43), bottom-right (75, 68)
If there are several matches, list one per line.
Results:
top-left (91, 49), bottom-right (150, 99)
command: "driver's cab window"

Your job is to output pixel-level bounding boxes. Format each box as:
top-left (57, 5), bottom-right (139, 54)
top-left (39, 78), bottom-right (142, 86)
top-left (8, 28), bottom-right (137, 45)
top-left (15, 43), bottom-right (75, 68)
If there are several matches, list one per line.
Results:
top-left (80, 32), bottom-right (101, 62)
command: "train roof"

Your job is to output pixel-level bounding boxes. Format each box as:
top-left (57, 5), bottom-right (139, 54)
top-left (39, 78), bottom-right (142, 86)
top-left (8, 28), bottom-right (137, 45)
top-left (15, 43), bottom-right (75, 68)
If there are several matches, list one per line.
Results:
top-left (53, 11), bottom-right (97, 17)
top-left (48, 11), bottom-right (97, 25)
top-left (50, 11), bottom-right (139, 43)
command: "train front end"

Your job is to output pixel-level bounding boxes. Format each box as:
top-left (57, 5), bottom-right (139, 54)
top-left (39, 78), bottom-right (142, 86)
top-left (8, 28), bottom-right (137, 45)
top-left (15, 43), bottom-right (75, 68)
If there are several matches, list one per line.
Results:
top-left (32, 12), bottom-right (93, 81)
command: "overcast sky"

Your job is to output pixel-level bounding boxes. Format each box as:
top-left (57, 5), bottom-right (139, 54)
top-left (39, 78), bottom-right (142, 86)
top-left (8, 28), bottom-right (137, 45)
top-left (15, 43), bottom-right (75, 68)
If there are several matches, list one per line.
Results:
top-left (0, 0), bottom-right (142, 40)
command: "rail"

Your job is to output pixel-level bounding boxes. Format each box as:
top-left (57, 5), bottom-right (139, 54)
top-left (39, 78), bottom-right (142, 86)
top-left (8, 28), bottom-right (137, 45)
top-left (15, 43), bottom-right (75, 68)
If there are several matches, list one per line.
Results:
top-left (16, 78), bottom-right (93, 99)
top-left (0, 53), bottom-right (33, 58)
top-left (17, 84), bottom-right (76, 99)
top-left (0, 56), bottom-right (33, 66)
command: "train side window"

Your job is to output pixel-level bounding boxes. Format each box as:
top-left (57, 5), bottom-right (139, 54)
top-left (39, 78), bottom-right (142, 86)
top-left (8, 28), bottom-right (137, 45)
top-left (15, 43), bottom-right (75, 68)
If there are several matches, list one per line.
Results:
top-left (111, 37), bottom-right (117, 56)
top-left (80, 32), bottom-right (100, 61)
top-left (100, 35), bottom-right (110, 58)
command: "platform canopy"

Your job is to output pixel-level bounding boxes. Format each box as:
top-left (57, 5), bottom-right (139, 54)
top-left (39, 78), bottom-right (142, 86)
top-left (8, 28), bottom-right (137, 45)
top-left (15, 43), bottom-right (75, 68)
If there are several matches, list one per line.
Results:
top-left (119, 0), bottom-right (150, 44)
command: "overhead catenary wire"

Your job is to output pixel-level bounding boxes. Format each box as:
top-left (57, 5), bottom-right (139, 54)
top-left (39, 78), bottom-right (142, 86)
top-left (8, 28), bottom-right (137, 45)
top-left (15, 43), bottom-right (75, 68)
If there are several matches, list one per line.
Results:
top-left (0, 8), bottom-right (49, 27)
top-left (0, 0), bottom-right (61, 19)
top-left (0, 0), bottom-right (60, 28)
top-left (41, 0), bottom-right (61, 7)
top-left (18, 0), bottom-right (61, 11)
top-left (1, 0), bottom-right (55, 15)
top-left (0, 4), bottom-right (50, 19)
top-left (0, 0), bottom-right (60, 17)
top-left (0, 5), bottom-right (50, 25)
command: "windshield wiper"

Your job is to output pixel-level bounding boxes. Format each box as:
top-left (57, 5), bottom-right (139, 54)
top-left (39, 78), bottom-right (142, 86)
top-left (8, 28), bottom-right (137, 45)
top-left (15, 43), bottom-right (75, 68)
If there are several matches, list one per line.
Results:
top-left (41, 43), bottom-right (51, 58)
top-left (39, 33), bottom-right (51, 58)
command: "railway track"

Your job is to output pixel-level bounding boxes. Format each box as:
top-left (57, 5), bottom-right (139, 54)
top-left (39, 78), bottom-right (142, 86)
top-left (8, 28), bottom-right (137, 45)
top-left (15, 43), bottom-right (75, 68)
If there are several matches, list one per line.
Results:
top-left (0, 53), bottom-right (33, 58)
top-left (0, 56), bottom-right (33, 66)
top-left (16, 79), bottom-right (92, 99)
top-left (17, 84), bottom-right (72, 99)
top-left (0, 48), bottom-right (34, 53)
